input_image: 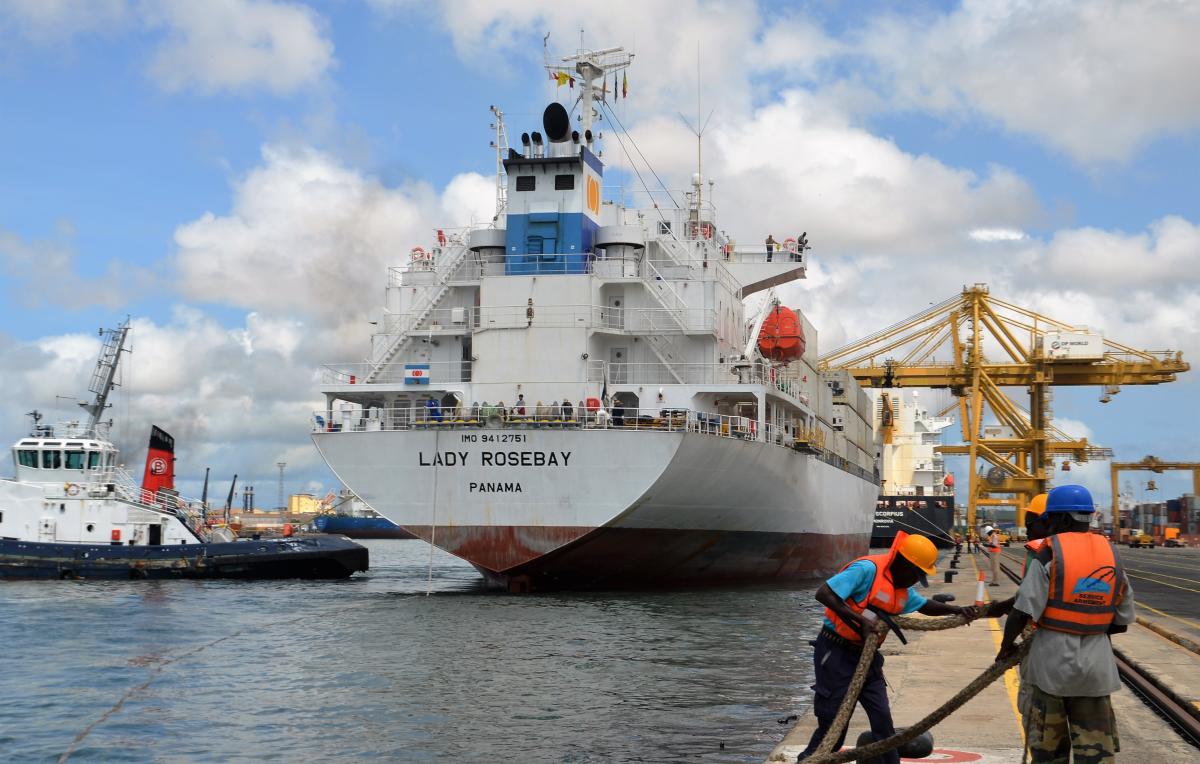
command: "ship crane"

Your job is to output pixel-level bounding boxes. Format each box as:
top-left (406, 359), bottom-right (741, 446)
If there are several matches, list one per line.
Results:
top-left (818, 283), bottom-right (1188, 531)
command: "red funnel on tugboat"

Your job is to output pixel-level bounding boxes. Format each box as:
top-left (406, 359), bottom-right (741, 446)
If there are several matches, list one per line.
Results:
top-left (141, 425), bottom-right (175, 496)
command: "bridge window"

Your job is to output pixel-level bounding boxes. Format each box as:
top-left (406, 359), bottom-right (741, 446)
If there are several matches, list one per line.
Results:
top-left (42, 450), bottom-right (62, 469)
top-left (516, 175), bottom-right (536, 192)
top-left (88, 452), bottom-right (102, 469)
top-left (18, 450), bottom-right (38, 468)
top-left (658, 220), bottom-right (672, 236)
top-left (66, 451), bottom-right (86, 470)
top-left (554, 174), bottom-right (574, 190)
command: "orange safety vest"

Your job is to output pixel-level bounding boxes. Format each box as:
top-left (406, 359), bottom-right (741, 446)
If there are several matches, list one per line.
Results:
top-left (1022, 537), bottom-right (1047, 576)
top-left (825, 551), bottom-right (910, 644)
top-left (1039, 532), bottom-right (1126, 635)
top-left (986, 532), bottom-right (1000, 554)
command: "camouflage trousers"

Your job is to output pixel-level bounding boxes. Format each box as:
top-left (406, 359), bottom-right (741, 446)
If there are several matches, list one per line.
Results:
top-left (1026, 685), bottom-right (1119, 763)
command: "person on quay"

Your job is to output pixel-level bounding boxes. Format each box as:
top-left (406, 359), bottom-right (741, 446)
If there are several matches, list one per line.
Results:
top-left (990, 494), bottom-right (1051, 733)
top-left (996, 484), bottom-right (1134, 764)
top-left (985, 525), bottom-right (1003, 585)
top-left (797, 532), bottom-right (977, 763)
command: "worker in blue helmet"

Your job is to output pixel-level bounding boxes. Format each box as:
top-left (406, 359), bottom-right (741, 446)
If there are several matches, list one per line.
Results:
top-left (996, 485), bottom-right (1135, 764)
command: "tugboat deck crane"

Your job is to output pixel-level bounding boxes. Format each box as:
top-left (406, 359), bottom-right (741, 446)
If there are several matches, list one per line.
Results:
top-left (818, 284), bottom-right (1189, 531)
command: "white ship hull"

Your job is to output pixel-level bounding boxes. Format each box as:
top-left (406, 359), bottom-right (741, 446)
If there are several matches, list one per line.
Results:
top-left (313, 428), bottom-right (876, 590)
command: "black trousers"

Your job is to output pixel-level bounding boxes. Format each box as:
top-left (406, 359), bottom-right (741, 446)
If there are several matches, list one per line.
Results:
top-left (798, 631), bottom-right (900, 764)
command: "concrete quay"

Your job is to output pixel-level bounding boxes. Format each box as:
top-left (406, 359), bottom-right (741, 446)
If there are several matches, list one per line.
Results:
top-left (766, 551), bottom-right (1200, 763)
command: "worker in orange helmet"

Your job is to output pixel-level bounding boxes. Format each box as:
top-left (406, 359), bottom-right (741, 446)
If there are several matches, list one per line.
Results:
top-left (797, 532), bottom-right (977, 763)
top-left (997, 484), bottom-right (1134, 764)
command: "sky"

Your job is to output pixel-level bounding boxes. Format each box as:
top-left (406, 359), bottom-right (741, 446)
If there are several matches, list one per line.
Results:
top-left (0, 0), bottom-right (1197, 510)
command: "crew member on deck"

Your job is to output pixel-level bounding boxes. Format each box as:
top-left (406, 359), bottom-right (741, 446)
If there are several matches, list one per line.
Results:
top-left (797, 533), bottom-right (976, 763)
top-left (997, 485), bottom-right (1134, 764)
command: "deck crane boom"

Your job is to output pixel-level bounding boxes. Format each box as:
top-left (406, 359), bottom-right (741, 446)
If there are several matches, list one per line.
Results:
top-left (818, 283), bottom-right (1188, 531)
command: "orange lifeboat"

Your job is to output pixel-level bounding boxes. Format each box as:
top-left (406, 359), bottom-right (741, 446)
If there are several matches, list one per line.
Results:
top-left (757, 306), bottom-right (806, 362)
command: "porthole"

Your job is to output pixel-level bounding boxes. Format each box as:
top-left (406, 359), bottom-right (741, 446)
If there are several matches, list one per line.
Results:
top-left (86, 524), bottom-right (95, 532)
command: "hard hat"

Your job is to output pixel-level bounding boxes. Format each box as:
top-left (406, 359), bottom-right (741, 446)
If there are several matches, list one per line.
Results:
top-left (982, 525), bottom-right (994, 535)
top-left (1025, 493), bottom-right (1049, 517)
top-left (1045, 484), bottom-right (1095, 513)
top-left (897, 533), bottom-right (937, 576)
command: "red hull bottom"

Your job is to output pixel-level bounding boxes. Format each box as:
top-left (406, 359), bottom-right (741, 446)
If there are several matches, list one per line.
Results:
top-left (404, 525), bottom-right (870, 592)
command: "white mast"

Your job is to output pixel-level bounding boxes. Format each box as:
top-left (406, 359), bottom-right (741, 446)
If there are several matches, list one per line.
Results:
top-left (489, 104), bottom-right (509, 219)
top-left (550, 44), bottom-right (633, 141)
top-left (80, 319), bottom-right (131, 436)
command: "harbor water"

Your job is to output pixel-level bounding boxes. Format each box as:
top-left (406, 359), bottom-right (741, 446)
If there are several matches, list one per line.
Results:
top-left (1, 540), bottom-right (825, 762)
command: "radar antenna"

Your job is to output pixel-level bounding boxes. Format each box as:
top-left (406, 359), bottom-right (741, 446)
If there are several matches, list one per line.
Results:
top-left (79, 319), bottom-right (131, 436)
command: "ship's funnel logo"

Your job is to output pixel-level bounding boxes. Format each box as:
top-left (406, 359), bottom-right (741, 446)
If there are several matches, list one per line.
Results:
top-left (149, 457), bottom-right (168, 475)
top-left (587, 176), bottom-right (600, 215)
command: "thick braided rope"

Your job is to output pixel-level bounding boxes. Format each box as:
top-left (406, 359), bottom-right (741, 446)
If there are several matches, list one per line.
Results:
top-left (800, 601), bottom-right (1016, 762)
top-left (813, 630), bottom-right (884, 756)
top-left (802, 636), bottom-right (1032, 764)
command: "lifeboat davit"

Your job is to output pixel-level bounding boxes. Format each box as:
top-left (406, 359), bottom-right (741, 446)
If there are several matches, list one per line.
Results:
top-left (757, 306), bottom-right (806, 362)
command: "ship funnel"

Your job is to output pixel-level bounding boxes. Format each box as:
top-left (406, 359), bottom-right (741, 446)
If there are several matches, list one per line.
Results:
top-left (543, 103), bottom-right (570, 143)
top-left (520, 132), bottom-right (531, 158)
top-left (531, 131), bottom-right (544, 158)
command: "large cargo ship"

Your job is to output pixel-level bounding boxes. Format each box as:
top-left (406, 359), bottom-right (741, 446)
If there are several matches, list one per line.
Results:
top-left (870, 391), bottom-right (957, 548)
top-left (311, 45), bottom-right (878, 590)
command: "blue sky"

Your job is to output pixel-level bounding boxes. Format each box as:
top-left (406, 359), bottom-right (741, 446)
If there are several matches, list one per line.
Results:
top-left (0, 0), bottom-right (1197, 509)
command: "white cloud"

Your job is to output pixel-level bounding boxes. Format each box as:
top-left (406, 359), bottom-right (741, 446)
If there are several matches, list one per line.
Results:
top-left (172, 144), bottom-right (492, 333)
top-left (856, 1), bottom-right (1200, 163)
top-left (970, 228), bottom-right (1027, 243)
top-left (0, 0), bottom-right (129, 43)
top-left (145, 0), bottom-right (334, 95)
top-left (0, 0), bottom-right (334, 95)
top-left (0, 223), bottom-right (154, 308)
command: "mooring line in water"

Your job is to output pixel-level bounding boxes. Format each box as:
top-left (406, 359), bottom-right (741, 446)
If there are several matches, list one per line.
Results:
top-left (57, 629), bottom-right (245, 763)
top-left (57, 596), bottom-right (396, 762)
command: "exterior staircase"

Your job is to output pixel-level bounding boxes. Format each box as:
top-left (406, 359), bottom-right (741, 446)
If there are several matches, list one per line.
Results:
top-left (365, 244), bottom-right (469, 383)
top-left (640, 258), bottom-right (691, 384)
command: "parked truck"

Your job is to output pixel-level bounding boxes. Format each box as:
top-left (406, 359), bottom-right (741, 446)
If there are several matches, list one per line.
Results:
top-left (1164, 528), bottom-right (1183, 548)
top-left (1128, 531), bottom-right (1155, 549)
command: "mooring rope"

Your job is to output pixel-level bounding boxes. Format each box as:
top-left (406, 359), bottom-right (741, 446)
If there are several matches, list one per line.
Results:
top-left (784, 602), bottom-right (1033, 764)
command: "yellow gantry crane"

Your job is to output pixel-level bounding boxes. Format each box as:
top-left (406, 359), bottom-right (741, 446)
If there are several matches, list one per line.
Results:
top-left (819, 284), bottom-right (1188, 531)
top-left (1110, 456), bottom-right (1200, 532)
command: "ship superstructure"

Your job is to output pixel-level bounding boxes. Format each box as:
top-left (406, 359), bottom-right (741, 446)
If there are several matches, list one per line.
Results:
top-left (311, 45), bottom-right (878, 590)
top-left (870, 390), bottom-right (957, 547)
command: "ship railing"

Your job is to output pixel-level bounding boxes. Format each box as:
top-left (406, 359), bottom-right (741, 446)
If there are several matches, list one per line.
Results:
top-left (589, 361), bottom-right (809, 397)
top-left (312, 405), bottom-right (767, 441)
top-left (311, 406), bottom-right (876, 474)
top-left (723, 245), bottom-right (806, 267)
top-left (322, 361), bottom-right (473, 386)
top-left (377, 304), bottom-right (717, 335)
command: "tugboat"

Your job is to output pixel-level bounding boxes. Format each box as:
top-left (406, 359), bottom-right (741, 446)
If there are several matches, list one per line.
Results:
top-left (0, 320), bottom-right (369, 580)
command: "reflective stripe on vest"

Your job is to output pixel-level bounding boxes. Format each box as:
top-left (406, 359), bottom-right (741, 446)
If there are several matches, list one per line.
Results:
top-left (1039, 532), bottom-right (1125, 635)
top-left (824, 552), bottom-right (910, 644)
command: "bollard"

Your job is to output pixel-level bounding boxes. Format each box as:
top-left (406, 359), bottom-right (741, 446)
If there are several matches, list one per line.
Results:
top-left (950, 559), bottom-right (958, 568)
top-left (854, 728), bottom-right (935, 763)
top-left (943, 570), bottom-right (958, 584)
